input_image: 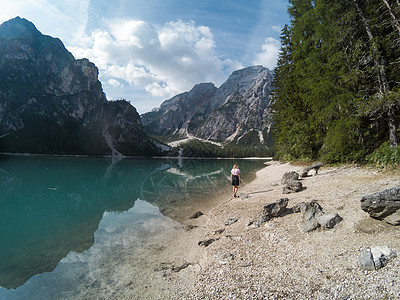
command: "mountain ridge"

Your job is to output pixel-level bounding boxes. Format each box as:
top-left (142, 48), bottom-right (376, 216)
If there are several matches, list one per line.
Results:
top-left (0, 17), bottom-right (162, 156)
top-left (141, 65), bottom-right (274, 148)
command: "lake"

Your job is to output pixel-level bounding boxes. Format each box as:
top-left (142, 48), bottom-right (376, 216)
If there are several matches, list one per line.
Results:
top-left (0, 156), bottom-right (267, 299)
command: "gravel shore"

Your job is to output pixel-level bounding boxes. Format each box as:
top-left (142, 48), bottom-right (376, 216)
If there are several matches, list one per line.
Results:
top-left (164, 161), bottom-right (400, 299)
top-left (107, 161), bottom-right (400, 299)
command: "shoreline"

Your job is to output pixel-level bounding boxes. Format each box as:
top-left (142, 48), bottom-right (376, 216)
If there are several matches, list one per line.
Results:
top-left (156, 161), bottom-right (400, 299)
top-left (3, 160), bottom-right (400, 299)
top-left (0, 152), bottom-right (273, 161)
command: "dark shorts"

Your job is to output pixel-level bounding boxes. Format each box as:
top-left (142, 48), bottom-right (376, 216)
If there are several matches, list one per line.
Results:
top-left (231, 175), bottom-right (239, 186)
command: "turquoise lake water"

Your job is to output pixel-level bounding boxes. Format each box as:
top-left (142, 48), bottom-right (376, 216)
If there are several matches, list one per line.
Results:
top-left (0, 156), bottom-right (267, 299)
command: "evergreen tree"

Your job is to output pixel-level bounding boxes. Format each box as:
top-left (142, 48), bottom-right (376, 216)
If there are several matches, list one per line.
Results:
top-left (272, 0), bottom-right (400, 162)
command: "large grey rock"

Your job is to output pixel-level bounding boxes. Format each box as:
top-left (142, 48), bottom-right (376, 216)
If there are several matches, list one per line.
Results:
top-left (361, 186), bottom-right (400, 225)
top-left (359, 246), bottom-right (397, 270)
top-left (299, 201), bottom-right (342, 232)
top-left (300, 202), bottom-right (324, 232)
top-left (291, 202), bottom-right (306, 213)
top-left (281, 171), bottom-right (299, 185)
top-left (316, 213), bottom-right (343, 229)
top-left (301, 162), bottom-right (323, 178)
top-left (358, 249), bottom-right (375, 271)
top-left (283, 180), bottom-right (303, 194)
top-left (247, 198), bottom-right (289, 227)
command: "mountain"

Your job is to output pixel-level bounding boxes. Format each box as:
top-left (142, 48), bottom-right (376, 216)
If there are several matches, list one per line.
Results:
top-left (141, 66), bottom-right (274, 146)
top-left (141, 82), bottom-right (217, 138)
top-left (0, 17), bottom-right (160, 156)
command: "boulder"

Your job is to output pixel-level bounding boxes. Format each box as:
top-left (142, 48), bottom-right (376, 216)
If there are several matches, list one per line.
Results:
top-left (359, 246), bottom-right (397, 271)
top-left (281, 171), bottom-right (299, 185)
top-left (291, 202), bottom-right (306, 213)
top-left (358, 249), bottom-right (375, 271)
top-left (283, 180), bottom-right (303, 194)
top-left (299, 201), bottom-right (342, 232)
top-left (361, 186), bottom-right (400, 225)
top-left (247, 198), bottom-right (289, 227)
top-left (301, 162), bottom-right (323, 178)
top-left (316, 213), bottom-right (343, 229)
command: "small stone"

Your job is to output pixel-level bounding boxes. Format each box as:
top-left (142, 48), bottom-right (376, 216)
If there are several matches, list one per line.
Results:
top-left (212, 228), bottom-right (225, 235)
top-left (198, 238), bottom-right (219, 247)
top-left (225, 217), bottom-right (239, 226)
top-left (189, 211), bottom-right (204, 219)
top-left (215, 249), bottom-right (234, 264)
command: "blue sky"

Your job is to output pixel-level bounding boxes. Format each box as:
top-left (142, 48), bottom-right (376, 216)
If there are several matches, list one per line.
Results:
top-left (0, 0), bottom-right (289, 113)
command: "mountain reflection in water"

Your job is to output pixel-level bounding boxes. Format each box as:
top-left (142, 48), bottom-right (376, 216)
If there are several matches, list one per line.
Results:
top-left (0, 156), bottom-right (266, 290)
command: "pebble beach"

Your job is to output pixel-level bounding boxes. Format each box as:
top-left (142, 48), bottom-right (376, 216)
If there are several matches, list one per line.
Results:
top-left (96, 161), bottom-right (400, 299)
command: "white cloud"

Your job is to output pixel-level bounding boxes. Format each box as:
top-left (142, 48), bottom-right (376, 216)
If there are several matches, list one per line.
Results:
top-left (252, 37), bottom-right (280, 70)
top-left (68, 19), bottom-right (238, 101)
top-left (106, 79), bottom-right (123, 88)
top-left (272, 25), bottom-right (282, 34)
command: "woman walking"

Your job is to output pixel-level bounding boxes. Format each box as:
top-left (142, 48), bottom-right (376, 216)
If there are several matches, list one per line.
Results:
top-left (231, 163), bottom-right (241, 197)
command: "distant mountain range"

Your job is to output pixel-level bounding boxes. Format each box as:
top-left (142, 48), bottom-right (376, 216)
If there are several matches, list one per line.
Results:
top-left (0, 17), bottom-right (275, 157)
top-left (0, 17), bottom-right (162, 156)
top-left (141, 65), bottom-right (274, 147)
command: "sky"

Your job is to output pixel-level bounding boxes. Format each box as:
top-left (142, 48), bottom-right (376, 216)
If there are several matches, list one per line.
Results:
top-left (0, 0), bottom-right (290, 113)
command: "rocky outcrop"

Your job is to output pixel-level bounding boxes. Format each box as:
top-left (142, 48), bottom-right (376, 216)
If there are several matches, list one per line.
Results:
top-left (361, 186), bottom-right (400, 225)
top-left (0, 17), bottom-right (160, 156)
top-left (141, 66), bottom-right (274, 146)
top-left (141, 83), bottom-right (217, 138)
top-left (194, 66), bottom-right (273, 143)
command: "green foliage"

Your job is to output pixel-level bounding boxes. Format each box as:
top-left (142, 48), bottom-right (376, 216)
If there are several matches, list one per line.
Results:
top-left (272, 0), bottom-right (400, 163)
top-left (180, 139), bottom-right (274, 158)
top-left (319, 118), bottom-right (366, 162)
top-left (367, 142), bottom-right (400, 166)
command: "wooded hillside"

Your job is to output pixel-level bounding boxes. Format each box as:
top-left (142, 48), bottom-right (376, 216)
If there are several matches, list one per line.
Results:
top-left (272, 0), bottom-right (400, 163)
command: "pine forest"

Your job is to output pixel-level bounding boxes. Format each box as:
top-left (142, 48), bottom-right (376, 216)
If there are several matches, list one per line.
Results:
top-left (272, 0), bottom-right (400, 164)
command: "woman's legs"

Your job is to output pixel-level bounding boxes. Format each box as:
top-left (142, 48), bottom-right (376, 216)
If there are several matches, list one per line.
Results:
top-left (233, 185), bottom-right (238, 196)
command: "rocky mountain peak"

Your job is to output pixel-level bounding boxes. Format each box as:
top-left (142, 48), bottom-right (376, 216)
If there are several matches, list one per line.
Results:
top-left (142, 65), bottom-right (274, 146)
top-left (211, 65), bottom-right (273, 110)
top-left (0, 17), bottom-right (41, 39)
top-left (0, 17), bottom-right (160, 156)
top-left (160, 82), bottom-right (216, 111)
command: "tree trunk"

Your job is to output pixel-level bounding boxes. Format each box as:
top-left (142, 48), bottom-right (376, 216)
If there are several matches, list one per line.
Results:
top-left (388, 105), bottom-right (398, 147)
top-left (382, 0), bottom-right (400, 36)
top-left (353, 0), bottom-right (398, 147)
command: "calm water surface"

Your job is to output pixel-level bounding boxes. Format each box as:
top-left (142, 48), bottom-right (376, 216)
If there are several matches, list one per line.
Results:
top-left (0, 156), bottom-right (267, 298)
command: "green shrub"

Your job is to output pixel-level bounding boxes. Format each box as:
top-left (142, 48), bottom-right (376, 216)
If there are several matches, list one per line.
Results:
top-left (367, 142), bottom-right (400, 166)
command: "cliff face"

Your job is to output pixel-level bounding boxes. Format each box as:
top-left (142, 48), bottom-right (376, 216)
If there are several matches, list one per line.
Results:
top-left (142, 66), bottom-right (274, 145)
top-left (0, 17), bottom-right (159, 156)
top-left (141, 82), bottom-right (217, 138)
